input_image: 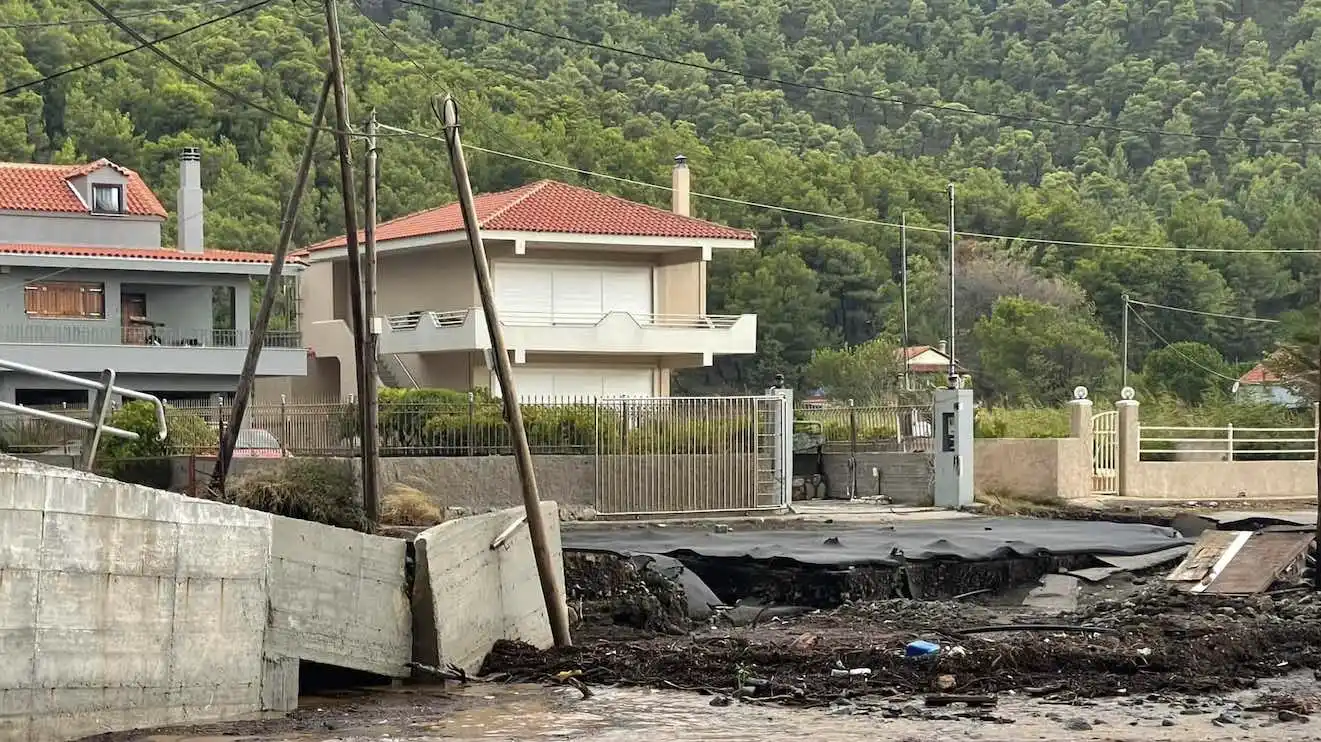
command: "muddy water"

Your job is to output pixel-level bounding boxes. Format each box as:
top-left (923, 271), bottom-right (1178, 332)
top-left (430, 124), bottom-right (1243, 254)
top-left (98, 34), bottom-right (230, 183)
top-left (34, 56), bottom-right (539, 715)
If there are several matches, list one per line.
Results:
top-left (136, 678), bottom-right (1321, 742)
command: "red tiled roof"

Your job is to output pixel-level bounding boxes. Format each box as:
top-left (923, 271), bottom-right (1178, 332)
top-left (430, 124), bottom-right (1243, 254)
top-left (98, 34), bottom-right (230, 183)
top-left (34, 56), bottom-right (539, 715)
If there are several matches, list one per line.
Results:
top-left (898, 344), bottom-right (961, 374)
top-left (0, 159), bottom-right (167, 218)
top-left (1238, 362), bottom-right (1281, 386)
top-left (303, 179), bottom-right (755, 252)
top-left (0, 243), bottom-right (289, 265)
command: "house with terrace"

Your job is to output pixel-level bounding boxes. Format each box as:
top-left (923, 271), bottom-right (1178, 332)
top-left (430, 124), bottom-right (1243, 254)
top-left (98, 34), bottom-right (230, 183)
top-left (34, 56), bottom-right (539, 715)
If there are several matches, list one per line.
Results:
top-left (0, 149), bottom-right (306, 406)
top-left (292, 156), bottom-right (758, 400)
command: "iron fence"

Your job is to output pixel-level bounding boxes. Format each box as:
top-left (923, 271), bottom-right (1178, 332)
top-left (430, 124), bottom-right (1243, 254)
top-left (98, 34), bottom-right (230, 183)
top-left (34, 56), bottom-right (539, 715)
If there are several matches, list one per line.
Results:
top-left (794, 402), bottom-right (933, 452)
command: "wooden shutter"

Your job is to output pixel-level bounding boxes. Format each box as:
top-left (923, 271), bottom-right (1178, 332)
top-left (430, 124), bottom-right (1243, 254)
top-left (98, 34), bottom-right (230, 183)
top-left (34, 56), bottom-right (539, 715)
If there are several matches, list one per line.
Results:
top-left (24, 282), bottom-right (105, 318)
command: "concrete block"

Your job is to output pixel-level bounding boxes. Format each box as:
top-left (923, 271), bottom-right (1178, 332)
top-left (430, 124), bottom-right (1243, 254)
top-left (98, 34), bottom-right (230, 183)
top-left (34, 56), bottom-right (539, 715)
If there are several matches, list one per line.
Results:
top-left (0, 687), bottom-right (34, 716)
top-left (176, 522), bottom-right (269, 579)
top-left (33, 628), bottom-right (107, 688)
top-left (0, 510), bottom-right (44, 570)
top-left (414, 503), bottom-right (564, 674)
top-left (260, 656), bottom-right (299, 712)
top-left (0, 568), bottom-right (38, 630)
top-left (0, 628), bottom-right (35, 689)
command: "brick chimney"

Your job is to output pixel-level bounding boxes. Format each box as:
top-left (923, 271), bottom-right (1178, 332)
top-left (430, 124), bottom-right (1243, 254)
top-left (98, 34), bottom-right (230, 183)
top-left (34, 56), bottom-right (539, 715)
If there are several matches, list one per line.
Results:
top-left (671, 154), bottom-right (690, 217)
top-left (177, 147), bottom-right (204, 252)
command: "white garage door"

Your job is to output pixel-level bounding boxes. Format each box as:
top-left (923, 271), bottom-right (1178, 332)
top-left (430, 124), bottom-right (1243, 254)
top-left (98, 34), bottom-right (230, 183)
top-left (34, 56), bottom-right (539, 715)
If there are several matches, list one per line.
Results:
top-left (492, 366), bottom-right (654, 400)
top-left (494, 262), bottom-right (652, 323)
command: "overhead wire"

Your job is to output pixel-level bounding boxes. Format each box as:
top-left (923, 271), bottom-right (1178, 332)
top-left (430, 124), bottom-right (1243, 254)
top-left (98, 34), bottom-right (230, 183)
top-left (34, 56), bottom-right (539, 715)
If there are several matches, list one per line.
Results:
top-left (1127, 305), bottom-right (1244, 384)
top-left (395, 0), bottom-right (1321, 149)
top-left (1, 0), bottom-right (273, 96)
top-left (0, 0), bottom-right (245, 29)
top-left (1127, 298), bottom-right (1281, 324)
top-left (373, 121), bottom-right (1320, 255)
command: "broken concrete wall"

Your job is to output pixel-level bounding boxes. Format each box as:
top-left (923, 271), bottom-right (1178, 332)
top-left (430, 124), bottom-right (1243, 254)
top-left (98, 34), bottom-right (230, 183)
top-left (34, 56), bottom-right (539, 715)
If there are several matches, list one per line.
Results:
top-left (412, 503), bottom-right (564, 674)
top-left (0, 455), bottom-right (411, 741)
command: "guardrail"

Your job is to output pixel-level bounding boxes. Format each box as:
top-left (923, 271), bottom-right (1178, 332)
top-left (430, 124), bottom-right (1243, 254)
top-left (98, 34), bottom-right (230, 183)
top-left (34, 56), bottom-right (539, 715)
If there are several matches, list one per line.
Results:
top-left (1139, 424), bottom-right (1317, 461)
top-left (0, 360), bottom-right (167, 470)
top-left (385, 308), bottom-right (745, 331)
top-left (0, 324), bottom-right (301, 348)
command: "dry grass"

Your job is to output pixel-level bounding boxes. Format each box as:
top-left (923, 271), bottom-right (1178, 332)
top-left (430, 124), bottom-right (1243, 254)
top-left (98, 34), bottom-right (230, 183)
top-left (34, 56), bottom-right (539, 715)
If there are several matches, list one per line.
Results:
top-left (975, 487), bottom-right (1070, 516)
top-left (380, 484), bottom-right (443, 527)
top-left (226, 458), bottom-right (368, 530)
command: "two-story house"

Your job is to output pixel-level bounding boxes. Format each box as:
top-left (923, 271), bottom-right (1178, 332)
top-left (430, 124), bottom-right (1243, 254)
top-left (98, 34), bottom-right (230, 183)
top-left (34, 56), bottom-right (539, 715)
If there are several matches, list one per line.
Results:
top-left (0, 149), bottom-right (307, 406)
top-left (293, 156), bottom-right (757, 400)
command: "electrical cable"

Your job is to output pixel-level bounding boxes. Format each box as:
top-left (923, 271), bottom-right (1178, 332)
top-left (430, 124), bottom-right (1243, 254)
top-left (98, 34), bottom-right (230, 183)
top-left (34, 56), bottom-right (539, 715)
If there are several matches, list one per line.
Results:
top-left (1, 0), bottom-right (273, 97)
top-left (1127, 298), bottom-right (1280, 324)
top-left (374, 121), bottom-right (1321, 255)
top-left (0, 0), bottom-right (243, 29)
top-left (1127, 305), bottom-right (1244, 384)
top-left (396, 0), bottom-right (1321, 148)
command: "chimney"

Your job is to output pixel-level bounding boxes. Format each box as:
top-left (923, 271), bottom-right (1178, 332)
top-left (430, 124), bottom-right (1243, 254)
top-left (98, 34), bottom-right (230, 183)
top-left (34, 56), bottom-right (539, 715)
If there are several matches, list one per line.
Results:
top-left (938, 339), bottom-right (948, 355)
top-left (671, 154), bottom-right (690, 217)
top-left (178, 147), bottom-right (204, 252)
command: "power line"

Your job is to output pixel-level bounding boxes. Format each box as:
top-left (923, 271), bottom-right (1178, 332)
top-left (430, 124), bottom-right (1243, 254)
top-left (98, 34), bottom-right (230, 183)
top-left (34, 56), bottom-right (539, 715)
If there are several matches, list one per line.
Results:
top-left (1128, 306), bottom-right (1243, 384)
top-left (0, 0), bottom-right (242, 29)
top-left (1, 0), bottom-right (272, 97)
top-left (374, 121), bottom-right (1321, 255)
top-left (1128, 298), bottom-right (1281, 324)
top-left (396, 0), bottom-right (1321, 149)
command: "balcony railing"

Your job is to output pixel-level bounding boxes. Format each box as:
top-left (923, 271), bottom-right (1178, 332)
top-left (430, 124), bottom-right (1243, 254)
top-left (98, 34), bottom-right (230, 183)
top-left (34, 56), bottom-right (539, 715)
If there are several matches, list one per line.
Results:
top-left (0, 324), bottom-right (302, 349)
top-left (386, 308), bottom-right (745, 331)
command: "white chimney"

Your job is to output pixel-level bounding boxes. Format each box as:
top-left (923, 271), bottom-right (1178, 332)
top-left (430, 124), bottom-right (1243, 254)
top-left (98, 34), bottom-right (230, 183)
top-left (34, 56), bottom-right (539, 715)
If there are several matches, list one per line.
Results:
top-left (938, 339), bottom-right (948, 355)
top-left (178, 147), bottom-right (204, 252)
top-left (671, 154), bottom-right (690, 217)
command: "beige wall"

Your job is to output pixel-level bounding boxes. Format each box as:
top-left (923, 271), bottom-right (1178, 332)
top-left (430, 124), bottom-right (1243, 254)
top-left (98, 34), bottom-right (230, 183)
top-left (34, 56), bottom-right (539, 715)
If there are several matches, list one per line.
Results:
top-left (656, 261), bottom-right (703, 315)
top-left (975, 437), bottom-right (1092, 501)
top-left (376, 247), bottom-right (478, 317)
top-left (1130, 460), bottom-right (1315, 499)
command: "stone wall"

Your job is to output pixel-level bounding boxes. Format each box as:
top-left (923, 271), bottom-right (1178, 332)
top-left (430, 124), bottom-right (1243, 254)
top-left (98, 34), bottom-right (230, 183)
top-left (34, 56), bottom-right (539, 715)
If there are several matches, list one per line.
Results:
top-left (0, 455), bottom-right (411, 741)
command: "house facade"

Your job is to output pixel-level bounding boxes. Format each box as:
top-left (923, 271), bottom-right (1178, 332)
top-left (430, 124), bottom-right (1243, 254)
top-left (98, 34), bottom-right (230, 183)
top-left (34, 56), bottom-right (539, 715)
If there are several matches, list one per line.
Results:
top-left (1233, 361), bottom-right (1307, 408)
top-left (294, 157), bottom-right (758, 400)
top-left (0, 150), bottom-right (306, 406)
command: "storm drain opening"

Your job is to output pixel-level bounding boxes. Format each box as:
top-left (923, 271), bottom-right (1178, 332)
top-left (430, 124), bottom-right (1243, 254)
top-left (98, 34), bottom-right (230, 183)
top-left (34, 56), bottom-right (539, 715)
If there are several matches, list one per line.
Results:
top-left (297, 661), bottom-right (394, 697)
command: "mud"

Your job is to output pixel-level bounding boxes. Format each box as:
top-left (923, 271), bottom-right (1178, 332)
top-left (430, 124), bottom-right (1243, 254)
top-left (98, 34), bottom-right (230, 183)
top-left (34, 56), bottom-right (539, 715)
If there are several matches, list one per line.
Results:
top-left (486, 583), bottom-right (1321, 706)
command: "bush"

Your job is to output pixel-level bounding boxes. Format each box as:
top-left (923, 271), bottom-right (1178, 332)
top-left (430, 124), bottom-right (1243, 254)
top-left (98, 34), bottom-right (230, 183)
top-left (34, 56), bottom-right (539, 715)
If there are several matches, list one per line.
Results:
top-left (97, 402), bottom-right (217, 488)
top-left (380, 483), bottom-right (443, 526)
top-left (225, 458), bottom-right (367, 530)
top-left (974, 407), bottom-right (1072, 438)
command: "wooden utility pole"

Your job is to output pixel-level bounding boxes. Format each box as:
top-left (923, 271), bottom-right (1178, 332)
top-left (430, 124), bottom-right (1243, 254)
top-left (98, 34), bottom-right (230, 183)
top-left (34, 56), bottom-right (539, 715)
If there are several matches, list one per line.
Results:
top-left (323, 0), bottom-right (377, 518)
top-left (362, 110), bottom-right (382, 524)
top-left (436, 95), bottom-right (572, 647)
top-left (900, 211), bottom-right (910, 393)
top-left (213, 70), bottom-right (332, 492)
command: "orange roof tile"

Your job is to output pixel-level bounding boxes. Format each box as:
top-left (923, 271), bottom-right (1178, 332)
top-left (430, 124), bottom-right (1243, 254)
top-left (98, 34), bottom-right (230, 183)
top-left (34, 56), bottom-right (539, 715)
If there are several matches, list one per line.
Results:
top-left (1238, 362), bottom-right (1281, 386)
top-left (0, 243), bottom-right (290, 265)
top-left (303, 179), bottom-right (755, 252)
top-left (0, 159), bottom-right (167, 218)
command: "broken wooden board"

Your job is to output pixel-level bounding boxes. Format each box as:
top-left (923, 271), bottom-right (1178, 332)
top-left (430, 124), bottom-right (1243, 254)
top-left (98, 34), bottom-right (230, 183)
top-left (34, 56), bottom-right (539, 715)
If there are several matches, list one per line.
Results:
top-left (1166, 529), bottom-right (1314, 594)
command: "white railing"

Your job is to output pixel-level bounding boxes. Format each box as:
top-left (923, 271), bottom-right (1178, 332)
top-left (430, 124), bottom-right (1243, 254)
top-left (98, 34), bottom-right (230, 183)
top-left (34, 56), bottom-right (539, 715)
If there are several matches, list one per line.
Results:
top-left (384, 308), bottom-right (744, 331)
top-left (1139, 424), bottom-right (1318, 461)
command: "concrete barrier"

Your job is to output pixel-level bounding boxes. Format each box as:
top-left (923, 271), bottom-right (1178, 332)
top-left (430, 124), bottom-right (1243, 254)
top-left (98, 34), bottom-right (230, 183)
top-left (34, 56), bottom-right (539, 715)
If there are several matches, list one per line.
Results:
top-left (0, 455), bottom-right (411, 741)
top-left (411, 503), bottom-right (563, 674)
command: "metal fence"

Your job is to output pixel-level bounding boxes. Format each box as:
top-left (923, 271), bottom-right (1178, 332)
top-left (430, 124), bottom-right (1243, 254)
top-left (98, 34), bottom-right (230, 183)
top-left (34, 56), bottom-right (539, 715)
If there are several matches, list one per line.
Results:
top-left (1139, 425), bottom-right (1318, 462)
top-left (794, 402), bottom-right (933, 452)
top-left (593, 395), bottom-right (785, 516)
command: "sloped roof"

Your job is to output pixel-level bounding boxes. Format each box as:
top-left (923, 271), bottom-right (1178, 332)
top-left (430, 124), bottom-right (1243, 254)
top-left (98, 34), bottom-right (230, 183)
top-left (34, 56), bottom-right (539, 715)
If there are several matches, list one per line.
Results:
top-left (0, 159), bottom-right (168, 218)
top-left (1238, 361), bottom-right (1282, 386)
top-left (0, 243), bottom-right (291, 265)
top-left (303, 179), bottom-right (755, 252)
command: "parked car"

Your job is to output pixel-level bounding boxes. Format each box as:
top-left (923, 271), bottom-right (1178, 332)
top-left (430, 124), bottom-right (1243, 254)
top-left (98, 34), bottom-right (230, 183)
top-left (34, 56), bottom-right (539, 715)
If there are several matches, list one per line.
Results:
top-left (232, 428), bottom-right (288, 458)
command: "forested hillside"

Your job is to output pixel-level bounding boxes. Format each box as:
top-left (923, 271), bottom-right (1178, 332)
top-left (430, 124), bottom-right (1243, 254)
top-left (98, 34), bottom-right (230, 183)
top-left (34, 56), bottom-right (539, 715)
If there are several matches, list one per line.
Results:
top-left (2, 0), bottom-right (1319, 401)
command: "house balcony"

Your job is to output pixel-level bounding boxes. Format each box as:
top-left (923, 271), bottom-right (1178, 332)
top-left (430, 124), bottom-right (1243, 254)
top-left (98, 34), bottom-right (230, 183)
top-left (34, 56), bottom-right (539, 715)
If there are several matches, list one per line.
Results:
top-left (377, 308), bottom-right (757, 360)
top-left (0, 323), bottom-right (307, 377)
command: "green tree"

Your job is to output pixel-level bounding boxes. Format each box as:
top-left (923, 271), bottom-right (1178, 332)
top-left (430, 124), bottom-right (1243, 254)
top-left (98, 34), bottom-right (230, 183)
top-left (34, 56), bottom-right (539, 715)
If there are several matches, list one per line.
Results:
top-left (973, 297), bottom-right (1118, 405)
top-left (804, 337), bottom-right (903, 403)
top-left (1141, 341), bottom-right (1233, 404)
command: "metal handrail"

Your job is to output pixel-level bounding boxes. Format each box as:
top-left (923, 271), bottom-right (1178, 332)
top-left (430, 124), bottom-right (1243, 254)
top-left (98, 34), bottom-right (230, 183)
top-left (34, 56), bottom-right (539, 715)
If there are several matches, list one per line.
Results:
top-left (0, 360), bottom-right (168, 471)
top-left (384, 307), bottom-right (748, 331)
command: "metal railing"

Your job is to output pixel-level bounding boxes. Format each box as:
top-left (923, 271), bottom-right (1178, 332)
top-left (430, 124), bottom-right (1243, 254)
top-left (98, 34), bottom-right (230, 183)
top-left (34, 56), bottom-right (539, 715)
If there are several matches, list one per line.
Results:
top-left (0, 323), bottom-right (301, 348)
top-left (0, 360), bottom-right (167, 470)
top-left (794, 401), bottom-right (933, 452)
top-left (1139, 425), bottom-right (1318, 461)
top-left (385, 308), bottom-right (745, 331)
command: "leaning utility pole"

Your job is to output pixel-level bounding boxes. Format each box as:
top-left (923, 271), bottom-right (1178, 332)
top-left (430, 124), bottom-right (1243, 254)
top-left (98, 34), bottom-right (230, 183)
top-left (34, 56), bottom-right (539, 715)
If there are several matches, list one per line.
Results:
top-left (436, 95), bottom-right (572, 647)
top-left (362, 110), bottom-right (382, 524)
top-left (324, 0), bottom-right (378, 518)
top-left (212, 70), bottom-right (332, 492)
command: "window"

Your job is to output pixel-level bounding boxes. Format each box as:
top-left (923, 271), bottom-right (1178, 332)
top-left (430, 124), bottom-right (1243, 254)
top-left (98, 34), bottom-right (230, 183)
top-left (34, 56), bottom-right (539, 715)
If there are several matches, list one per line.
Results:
top-left (24, 282), bottom-right (105, 319)
top-left (91, 183), bottom-right (123, 214)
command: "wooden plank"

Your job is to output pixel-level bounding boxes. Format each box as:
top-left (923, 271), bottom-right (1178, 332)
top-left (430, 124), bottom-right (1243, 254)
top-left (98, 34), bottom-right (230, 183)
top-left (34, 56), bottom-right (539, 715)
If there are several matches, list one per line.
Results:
top-left (1166, 530), bottom-right (1238, 586)
top-left (1205, 532), bottom-right (1314, 595)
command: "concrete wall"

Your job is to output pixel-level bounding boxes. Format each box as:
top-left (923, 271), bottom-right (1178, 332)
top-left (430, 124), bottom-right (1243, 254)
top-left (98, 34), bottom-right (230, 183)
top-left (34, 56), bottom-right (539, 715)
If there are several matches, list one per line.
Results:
top-left (412, 503), bottom-right (563, 674)
top-left (820, 452), bottom-right (934, 505)
top-left (1131, 460), bottom-right (1316, 500)
top-left (975, 438), bottom-right (1092, 501)
top-left (0, 455), bottom-right (411, 741)
top-left (0, 210), bottom-right (161, 248)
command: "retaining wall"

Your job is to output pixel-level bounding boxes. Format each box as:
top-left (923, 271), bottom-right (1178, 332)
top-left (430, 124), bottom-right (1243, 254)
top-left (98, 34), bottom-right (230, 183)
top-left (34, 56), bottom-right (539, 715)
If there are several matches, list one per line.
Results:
top-left (1131, 459), bottom-right (1316, 499)
top-left (820, 452), bottom-right (934, 505)
top-left (0, 455), bottom-right (411, 741)
top-left (975, 438), bottom-right (1092, 501)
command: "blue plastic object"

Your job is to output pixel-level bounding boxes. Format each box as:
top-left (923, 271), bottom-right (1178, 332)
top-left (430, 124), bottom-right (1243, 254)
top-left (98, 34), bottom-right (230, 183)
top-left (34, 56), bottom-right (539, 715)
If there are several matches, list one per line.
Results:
top-left (906, 640), bottom-right (940, 657)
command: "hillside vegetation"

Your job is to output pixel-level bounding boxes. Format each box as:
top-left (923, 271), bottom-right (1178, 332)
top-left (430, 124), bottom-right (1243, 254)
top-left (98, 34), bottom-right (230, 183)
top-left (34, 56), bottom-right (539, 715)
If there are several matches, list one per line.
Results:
top-left (2, 0), bottom-right (1319, 402)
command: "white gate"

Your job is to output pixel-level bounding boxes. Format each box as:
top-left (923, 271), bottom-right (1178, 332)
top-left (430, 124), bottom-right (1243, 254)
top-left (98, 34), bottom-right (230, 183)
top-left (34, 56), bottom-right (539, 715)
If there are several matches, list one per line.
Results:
top-left (594, 394), bottom-right (788, 516)
top-left (1092, 410), bottom-right (1118, 495)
